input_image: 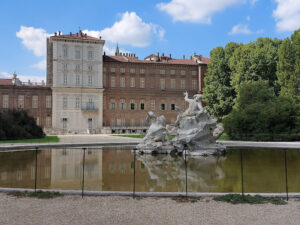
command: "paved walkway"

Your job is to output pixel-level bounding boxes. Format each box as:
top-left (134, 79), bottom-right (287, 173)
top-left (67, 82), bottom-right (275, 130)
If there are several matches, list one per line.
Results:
top-left (1, 194), bottom-right (299, 225)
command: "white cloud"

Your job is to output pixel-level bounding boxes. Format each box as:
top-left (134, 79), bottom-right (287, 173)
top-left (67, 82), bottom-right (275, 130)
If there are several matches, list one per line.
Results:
top-left (32, 59), bottom-right (46, 70)
top-left (0, 72), bottom-right (11, 78)
top-left (16, 26), bottom-right (50, 70)
top-left (273, 0), bottom-right (300, 32)
top-left (229, 24), bottom-right (252, 35)
top-left (16, 26), bottom-right (50, 57)
top-left (83, 11), bottom-right (164, 47)
top-left (0, 71), bottom-right (45, 82)
top-left (157, 0), bottom-right (242, 23)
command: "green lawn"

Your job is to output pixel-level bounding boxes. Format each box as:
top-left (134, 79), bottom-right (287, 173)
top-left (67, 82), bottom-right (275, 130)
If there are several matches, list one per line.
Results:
top-left (0, 136), bottom-right (59, 144)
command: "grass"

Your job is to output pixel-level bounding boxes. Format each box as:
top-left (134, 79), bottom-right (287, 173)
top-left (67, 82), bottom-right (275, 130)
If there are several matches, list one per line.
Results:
top-left (217, 133), bottom-right (231, 141)
top-left (112, 134), bottom-right (174, 140)
top-left (7, 190), bottom-right (62, 199)
top-left (213, 194), bottom-right (287, 205)
top-left (112, 134), bottom-right (145, 138)
top-left (0, 136), bottom-right (59, 144)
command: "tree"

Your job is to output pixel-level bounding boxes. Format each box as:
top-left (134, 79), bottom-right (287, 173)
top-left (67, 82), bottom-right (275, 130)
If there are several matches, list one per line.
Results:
top-left (229, 38), bottom-right (281, 93)
top-left (223, 80), bottom-right (300, 141)
top-left (203, 42), bottom-right (239, 118)
top-left (277, 29), bottom-right (300, 103)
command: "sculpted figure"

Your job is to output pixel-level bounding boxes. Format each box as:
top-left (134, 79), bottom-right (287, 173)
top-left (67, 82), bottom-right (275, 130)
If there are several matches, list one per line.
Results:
top-left (182, 91), bottom-right (204, 117)
top-left (136, 111), bottom-right (173, 153)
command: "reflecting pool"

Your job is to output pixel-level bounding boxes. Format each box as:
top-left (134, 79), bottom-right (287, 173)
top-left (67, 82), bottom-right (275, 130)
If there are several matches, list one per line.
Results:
top-left (0, 147), bottom-right (299, 193)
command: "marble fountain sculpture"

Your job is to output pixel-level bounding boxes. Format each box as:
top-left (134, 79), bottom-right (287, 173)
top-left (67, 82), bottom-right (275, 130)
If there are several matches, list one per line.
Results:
top-left (136, 92), bottom-right (226, 156)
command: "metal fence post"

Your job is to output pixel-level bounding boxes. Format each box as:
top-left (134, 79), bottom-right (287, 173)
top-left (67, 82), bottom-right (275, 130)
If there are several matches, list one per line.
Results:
top-left (133, 149), bottom-right (136, 199)
top-left (284, 149), bottom-right (289, 201)
top-left (34, 147), bottom-right (38, 192)
top-left (184, 150), bottom-right (188, 200)
top-left (240, 149), bottom-right (244, 199)
top-left (82, 148), bottom-right (86, 198)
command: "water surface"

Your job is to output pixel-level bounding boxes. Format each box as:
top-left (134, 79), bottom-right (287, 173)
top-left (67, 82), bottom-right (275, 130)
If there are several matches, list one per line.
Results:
top-left (0, 147), bottom-right (299, 193)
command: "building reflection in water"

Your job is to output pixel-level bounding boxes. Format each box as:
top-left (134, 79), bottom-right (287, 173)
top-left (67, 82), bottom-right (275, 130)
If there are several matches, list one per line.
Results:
top-left (50, 148), bottom-right (103, 191)
top-left (1, 147), bottom-right (300, 193)
top-left (0, 150), bottom-right (51, 189)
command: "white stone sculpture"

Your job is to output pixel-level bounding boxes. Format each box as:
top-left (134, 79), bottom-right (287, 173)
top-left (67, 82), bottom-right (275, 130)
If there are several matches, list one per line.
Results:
top-left (172, 92), bottom-right (225, 156)
top-left (136, 111), bottom-right (173, 154)
top-left (136, 92), bottom-right (226, 156)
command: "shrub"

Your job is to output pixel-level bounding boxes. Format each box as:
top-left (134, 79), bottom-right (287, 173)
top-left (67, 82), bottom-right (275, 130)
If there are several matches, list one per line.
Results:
top-left (223, 81), bottom-right (300, 141)
top-left (0, 110), bottom-right (45, 140)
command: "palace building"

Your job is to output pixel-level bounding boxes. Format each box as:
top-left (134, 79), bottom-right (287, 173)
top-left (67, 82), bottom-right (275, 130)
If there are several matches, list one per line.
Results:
top-left (0, 31), bottom-right (210, 134)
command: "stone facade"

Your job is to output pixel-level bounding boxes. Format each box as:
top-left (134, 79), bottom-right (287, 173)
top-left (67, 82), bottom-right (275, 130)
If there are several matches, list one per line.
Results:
top-left (47, 31), bottom-right (105, 133)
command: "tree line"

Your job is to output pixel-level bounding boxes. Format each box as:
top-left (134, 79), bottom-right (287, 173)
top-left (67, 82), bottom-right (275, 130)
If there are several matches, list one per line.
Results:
top-left (203, 29), bottom-right (300, 141)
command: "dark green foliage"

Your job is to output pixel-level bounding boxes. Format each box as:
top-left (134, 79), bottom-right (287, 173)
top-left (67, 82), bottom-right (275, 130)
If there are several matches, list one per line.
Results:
top-left (230, 38), bottom-right (281, 93)
top-left (213, 194), bottom-right (287, 205)
top-left (203, 43), bottom-right (239, 118)
top-left (277, 29), bottom-right (300, 103)
top-left (8, 191), bottom-right (62, 199)
top-left (0, 110), bottom-right (45, 140)
top-left (223, 81), bottom-right (300, 141)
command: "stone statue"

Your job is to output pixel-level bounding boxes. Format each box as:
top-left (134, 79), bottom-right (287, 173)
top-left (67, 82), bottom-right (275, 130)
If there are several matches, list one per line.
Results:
top-left (136, 111), bottom-right (173, 153)
top-left (136, 92), bottom-right (226, 156)
top-left (172, 92), bottom-right (225, 156)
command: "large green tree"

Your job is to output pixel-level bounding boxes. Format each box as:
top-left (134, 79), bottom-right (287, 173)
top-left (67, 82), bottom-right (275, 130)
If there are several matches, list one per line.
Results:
top-left (203, 42), bottom-right (239, 118)
top-left (229, 38), bottom-right (281, 93)
top-left (277, 29), bottom-right (300, 103)
top-left (223, 80), bottom-right (300, 141)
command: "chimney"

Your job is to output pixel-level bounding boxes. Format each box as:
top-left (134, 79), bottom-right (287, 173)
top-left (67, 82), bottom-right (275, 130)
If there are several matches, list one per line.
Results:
top-left (183, 55), bottom-right (185, 59)
top-left (58, 31), bottom-right (61, 36)
top-left (190, 56), bottom-right (192, 59)
top-left (157, 52), bottom-right (159, 57)
top-left (85, 33), bottom-right (87, 37)
top-left (54, 32), bottom-right (57, 36)
top-left (134, 54), bottom-right (136, 58)
top-left (99, 36), bottom-right (102, 39)
top-left (169, 53), bottom-right (171, 58)
top-left (162, 53), bottom-right (164, 56)
top-left (104, 51), bottom-right (106, 55)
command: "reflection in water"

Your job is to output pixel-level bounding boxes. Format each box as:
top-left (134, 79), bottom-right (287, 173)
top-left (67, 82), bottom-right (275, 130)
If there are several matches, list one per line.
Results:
top-left (0, 147), bottom-right (300, 193)
top-left (135, 154), bottom-right (226, 192)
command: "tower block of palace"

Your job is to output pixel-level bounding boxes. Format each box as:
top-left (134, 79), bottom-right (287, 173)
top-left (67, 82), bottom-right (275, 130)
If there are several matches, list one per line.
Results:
top-left (47, 31), bottom-right (105, 134)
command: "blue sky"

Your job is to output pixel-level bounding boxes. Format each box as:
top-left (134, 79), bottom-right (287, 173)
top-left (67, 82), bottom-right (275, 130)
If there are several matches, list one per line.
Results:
top-left (0, 0), bottom-right (299, 82)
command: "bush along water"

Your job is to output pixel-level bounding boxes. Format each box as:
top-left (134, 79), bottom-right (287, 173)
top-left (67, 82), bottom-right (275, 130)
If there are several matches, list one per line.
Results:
top-left (0, 110), bottom-right (45, 140)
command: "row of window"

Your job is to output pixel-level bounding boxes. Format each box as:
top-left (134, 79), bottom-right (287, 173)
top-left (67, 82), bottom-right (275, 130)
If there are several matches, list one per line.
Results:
top-left (104, 67), bottom-right (197, 76)
top-left (62, 97), bottom-right (95, 109)
top-left (109, 99), bottom-right (177, 111)
top-left (109, 117), bottom-right (176, 127)
top-left (62, 74), bottom-right (94, 86)
top-left (62, 64), bottom-right (94, 71)
top-left (108, 77), bottom-right (197, 89)
top-left (63, 48), bottom-right (94, 60)
top-left (1, 95), bottom-right (51, 109)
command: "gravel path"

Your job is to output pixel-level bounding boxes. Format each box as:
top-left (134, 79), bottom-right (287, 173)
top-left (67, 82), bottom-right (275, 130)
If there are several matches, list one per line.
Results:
top-left (0, 193), bottom-right (299, 225)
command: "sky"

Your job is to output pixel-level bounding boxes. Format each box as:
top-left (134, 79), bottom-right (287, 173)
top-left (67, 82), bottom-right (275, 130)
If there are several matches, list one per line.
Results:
top-left (0, 0), bottom-right (299, 82)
